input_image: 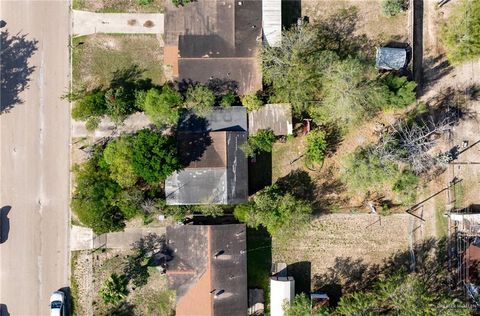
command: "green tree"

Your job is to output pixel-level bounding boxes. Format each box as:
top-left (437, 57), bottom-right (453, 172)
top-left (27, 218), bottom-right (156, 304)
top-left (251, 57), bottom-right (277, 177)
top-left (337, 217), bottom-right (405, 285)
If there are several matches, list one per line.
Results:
top-left (71, 152), bottom-right (126, 234)
top-left (311, 58), bottom-right (389, 126)
top-left (442, 0), bottom-right (480, 64)
top-left (71, 90), bottom-right (107, 121)
top-left (103, 136), bottom-right (138, 188)
top-left (220, 91), bottom-right (236, 108)
top-left (105, 86), bottom-right (138, 124)
top-left (381, 0), bottom-right (404, 17)
top-left (172, 0), bottom-right (191, 7)
top-left (381, 74), bottom-right (417, 109)
top-left (99, 273), bottom-right (129, 305)
top-left (234, 184), bottom-right (312, 237)
top-left (305, 129), bottom-right (328, 165)
top-left (341, 146), bottom-right (400, 193)
top-left (336, 273), bottom-right (470, 316)
top-left (241, 129), bottom-right (276, 157)
top-left (130, 129), bottom-right (181, 184)
top-left (141, 85), bottom-right (183, 127)
top-left (240, 93), bottom-right (263, 112)
top-left (185, 85), bottom-right (215, 117)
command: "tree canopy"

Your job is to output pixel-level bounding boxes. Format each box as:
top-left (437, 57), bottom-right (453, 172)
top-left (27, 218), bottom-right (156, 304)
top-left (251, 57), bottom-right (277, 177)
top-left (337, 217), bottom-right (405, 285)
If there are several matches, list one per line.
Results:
top-left (442, 0), bottom-right (480, 64)
top-left (140, 85), bottom-right (183, 127)
top-left (185, 84), bottom-right (216, 117)
top-left (305, 129), bottom-right (328, 165)
top-left (130, 129), bottom-right (181, 184)
top-left (241, 129), bottom-right (276, 157)
top-left (234, 184), bottom-right (312, 237)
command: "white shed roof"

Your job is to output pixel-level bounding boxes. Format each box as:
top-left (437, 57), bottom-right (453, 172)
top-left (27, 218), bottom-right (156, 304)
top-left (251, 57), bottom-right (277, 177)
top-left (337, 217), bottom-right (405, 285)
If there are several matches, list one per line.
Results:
top-left (270, 277), bottom-right (295, 316)
top-left (262, 0), bottom-right (282, 47)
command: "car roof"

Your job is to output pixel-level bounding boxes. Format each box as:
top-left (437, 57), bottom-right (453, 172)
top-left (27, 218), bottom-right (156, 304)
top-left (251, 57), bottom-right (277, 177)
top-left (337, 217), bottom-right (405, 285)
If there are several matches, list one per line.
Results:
top-left (50, 291), bottom-right (64, 302)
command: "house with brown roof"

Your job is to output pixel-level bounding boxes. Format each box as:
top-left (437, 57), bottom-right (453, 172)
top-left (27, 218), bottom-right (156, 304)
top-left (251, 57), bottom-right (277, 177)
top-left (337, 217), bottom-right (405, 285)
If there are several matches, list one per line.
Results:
top-left (163, 0), bottom-right (262, 95)
top-left (165, 107), bottom-right (248, 205)
top-left (166, 224), bottom-right (247, 316)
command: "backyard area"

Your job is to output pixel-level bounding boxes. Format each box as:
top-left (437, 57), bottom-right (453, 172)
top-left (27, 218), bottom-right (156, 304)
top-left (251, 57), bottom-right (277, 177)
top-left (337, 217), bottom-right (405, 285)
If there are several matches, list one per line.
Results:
top-left (72, 34), bottom-right (164, 91)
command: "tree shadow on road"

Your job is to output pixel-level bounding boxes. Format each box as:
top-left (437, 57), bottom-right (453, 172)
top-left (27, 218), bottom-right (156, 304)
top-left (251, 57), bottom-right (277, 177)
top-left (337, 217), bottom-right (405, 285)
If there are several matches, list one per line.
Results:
top-left (1, 29), bottom-right (38, 114)
top-left (0, 206), bottom-right (11, 244)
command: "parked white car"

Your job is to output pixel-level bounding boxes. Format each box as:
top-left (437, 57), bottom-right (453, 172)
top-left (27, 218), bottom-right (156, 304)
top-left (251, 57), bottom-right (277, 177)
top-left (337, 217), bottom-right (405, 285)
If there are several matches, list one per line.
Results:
top-left (49, 291), bottom-right (65, 316)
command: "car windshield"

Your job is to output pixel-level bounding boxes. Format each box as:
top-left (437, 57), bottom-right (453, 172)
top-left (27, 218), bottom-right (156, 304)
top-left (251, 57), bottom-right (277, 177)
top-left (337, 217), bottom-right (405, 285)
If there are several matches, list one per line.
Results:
top-left (51, 301), bottom-right (62, 309)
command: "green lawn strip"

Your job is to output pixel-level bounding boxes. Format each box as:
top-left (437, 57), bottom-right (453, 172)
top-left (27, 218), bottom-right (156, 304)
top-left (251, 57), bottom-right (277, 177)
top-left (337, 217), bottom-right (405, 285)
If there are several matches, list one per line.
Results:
top-left (72, 0), bottom-right (164, 13)
top-left (435, 198), bottom-right (448, 239)
top-left (70, 251), bottom-right (81, 316)
top-left (247, 227), bottom-right (272, 312)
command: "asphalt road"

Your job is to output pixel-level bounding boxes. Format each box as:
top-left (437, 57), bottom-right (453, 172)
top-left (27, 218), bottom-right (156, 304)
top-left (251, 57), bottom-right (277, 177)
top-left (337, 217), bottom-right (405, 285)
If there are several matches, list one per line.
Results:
top-left (0, 1), bottom-right (70, 315)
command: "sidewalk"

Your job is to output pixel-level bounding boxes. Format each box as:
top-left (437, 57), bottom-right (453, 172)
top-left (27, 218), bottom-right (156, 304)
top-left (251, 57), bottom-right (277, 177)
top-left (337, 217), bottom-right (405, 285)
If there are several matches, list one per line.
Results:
top-left (71, 225), bottom-right (166, 250)
top-left (72, 10), bottom-right (164, 36)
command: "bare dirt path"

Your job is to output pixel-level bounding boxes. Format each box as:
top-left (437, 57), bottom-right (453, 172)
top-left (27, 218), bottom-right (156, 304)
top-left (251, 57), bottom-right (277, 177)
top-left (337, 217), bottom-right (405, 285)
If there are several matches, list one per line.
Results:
top-left (0, 1), bottom-right (70, 315)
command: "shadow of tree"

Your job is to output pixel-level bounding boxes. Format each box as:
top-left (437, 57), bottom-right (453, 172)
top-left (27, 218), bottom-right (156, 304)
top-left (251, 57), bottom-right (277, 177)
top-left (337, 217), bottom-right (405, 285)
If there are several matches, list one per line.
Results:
top-left (312, 237), bottom-right (463, 307)
top-left (315, 7), bottom-right (373, 60)
top-left (1, 29), bottom-right (38, 113)
top-left (423, 54), bottom-right (454, 89)
top-left (277, 169), bottom-right (316, 201)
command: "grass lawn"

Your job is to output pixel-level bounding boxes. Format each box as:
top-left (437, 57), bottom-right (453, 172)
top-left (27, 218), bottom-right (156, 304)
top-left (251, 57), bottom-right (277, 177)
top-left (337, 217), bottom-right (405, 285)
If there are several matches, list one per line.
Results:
top-left (72, 34), bottom-right (163, 91)
top-left (246, 227), bottom-right (272, 309)
top-left (72, 0), bottom-right (164, 13)
top-left (70, 251), bottom-right (81, 316)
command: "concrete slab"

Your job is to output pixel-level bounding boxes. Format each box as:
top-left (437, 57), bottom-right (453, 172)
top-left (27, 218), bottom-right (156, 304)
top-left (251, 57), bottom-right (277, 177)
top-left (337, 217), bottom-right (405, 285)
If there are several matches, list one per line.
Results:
top-left (72, 10), bottom-right (164, 36)
top-left (71, 225), bottom-right (94, 251)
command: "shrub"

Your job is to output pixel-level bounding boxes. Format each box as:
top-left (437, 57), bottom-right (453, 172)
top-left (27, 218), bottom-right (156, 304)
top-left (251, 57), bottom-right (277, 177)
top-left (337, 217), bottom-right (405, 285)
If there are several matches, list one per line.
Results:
top-left (241, 129), bottom-right (276, 157)
top-left (382, 0), bottom-right (404, 17)
top-left (382, 74), bottom-right (417, 108)
top-left (99, 274), bottom-right (129, 305)
top-left (240, 93), bottom-right (263, 112)
top-left (138, 0), bottom-right (153, 5)
top-left (305, 129), bottom-right (328, 165)
top-left (234, 184), bottom-right (312, 237)
top-left (185, 85), bottom-right (215, 117)
top-left (71, 90), bottom-right (107, 121)
top-left (341, 146), bottom-right (400, 193)
top-left (441, 0), bottom-right (480, 64)
top-left (220, 91), bottom-right (236, 108)
top-left (141, 86), bottom-right (183, 126)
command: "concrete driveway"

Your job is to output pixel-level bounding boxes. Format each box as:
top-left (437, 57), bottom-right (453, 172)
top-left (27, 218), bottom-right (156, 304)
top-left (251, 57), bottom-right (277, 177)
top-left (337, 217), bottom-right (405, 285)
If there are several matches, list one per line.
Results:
top-left (0, 1), bottom-right (70, 315)
top-left (73, 10), bottom-right (164, 36)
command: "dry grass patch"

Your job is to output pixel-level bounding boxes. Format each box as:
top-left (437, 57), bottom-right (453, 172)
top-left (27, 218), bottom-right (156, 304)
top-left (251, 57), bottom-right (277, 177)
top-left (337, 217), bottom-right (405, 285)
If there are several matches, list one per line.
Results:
top-left (72, 34), bottom-right (163, 91)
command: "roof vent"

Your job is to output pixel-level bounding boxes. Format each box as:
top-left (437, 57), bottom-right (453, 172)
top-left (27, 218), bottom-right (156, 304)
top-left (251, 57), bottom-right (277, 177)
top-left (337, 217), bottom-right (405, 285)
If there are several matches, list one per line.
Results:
top-left (214, 250), bottom-right (225, 258)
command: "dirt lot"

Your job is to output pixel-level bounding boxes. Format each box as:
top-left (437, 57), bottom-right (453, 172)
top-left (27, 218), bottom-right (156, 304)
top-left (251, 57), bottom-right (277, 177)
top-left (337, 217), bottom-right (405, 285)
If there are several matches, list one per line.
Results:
top-left (272, 213), bottom-right (410, 291)
top-left (72, 34), bottom-right (164, 91)
top-left (72, 248), bottom-right (174, 316)
top-left (302, 0), bottom-right (409, 44)
top-left (73, 0), bottom-right (164, 13)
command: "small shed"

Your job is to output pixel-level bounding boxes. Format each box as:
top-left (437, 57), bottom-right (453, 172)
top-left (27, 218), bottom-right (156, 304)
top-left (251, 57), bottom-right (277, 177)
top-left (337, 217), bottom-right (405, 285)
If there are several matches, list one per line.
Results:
top-left (270, 276), bottom-right (295, 316)
top-left (375, 47), bottom-right (407, 70)
top-left (248, 103), bottom-right (293, 136)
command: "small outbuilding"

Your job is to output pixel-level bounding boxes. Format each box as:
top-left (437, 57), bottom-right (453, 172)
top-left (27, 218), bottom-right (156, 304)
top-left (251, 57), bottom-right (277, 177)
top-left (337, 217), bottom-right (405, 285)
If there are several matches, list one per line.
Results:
top-left (248, 103), bottom-right (293, 136)
top-left (270, 276), bottom-right (295, 316)
top-left (375, 47), bottom-right (408, 70)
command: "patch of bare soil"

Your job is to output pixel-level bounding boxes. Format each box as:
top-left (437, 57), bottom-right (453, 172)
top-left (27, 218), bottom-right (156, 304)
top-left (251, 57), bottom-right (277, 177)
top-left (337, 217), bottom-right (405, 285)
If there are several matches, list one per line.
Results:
top-left (273, 213), bottom-right (410, 279)
top-left (302, 0), bottom-right (409, 43)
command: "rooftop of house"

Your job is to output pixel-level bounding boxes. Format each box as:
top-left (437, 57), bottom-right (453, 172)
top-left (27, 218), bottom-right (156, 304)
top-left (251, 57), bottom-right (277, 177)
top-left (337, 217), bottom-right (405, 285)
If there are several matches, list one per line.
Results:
top-left (166, 224), bottom-right (247, 316)
top-left (165, 107), bottom-right (248, 205)
top-left (248, 103), bottom-right (293, 136)
top-left (376, 47), bottom-right (407, 70)
top-left (164, 0), bottom-right (262, 95)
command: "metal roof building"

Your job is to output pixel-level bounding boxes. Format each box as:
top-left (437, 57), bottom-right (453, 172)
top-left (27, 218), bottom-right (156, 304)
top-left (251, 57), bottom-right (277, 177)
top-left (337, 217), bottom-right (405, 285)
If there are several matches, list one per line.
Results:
top-left (248, 103), bottom-right (293, 136)
top-left (375, 47), bottom-right (408, 70)
top-left (165, 107), bottom-right (248, 205)
top-left (262, 0), bottom-right (282, 47)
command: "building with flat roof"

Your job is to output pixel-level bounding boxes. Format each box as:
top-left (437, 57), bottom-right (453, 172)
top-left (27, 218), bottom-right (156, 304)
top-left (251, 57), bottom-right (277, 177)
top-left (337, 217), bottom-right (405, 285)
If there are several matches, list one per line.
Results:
top-left (166, 224), bottom-right (247, 316)
top-left (248, 103), bottom-right (293, 136)
top-left (376, 47), bottom-right (408, 70)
